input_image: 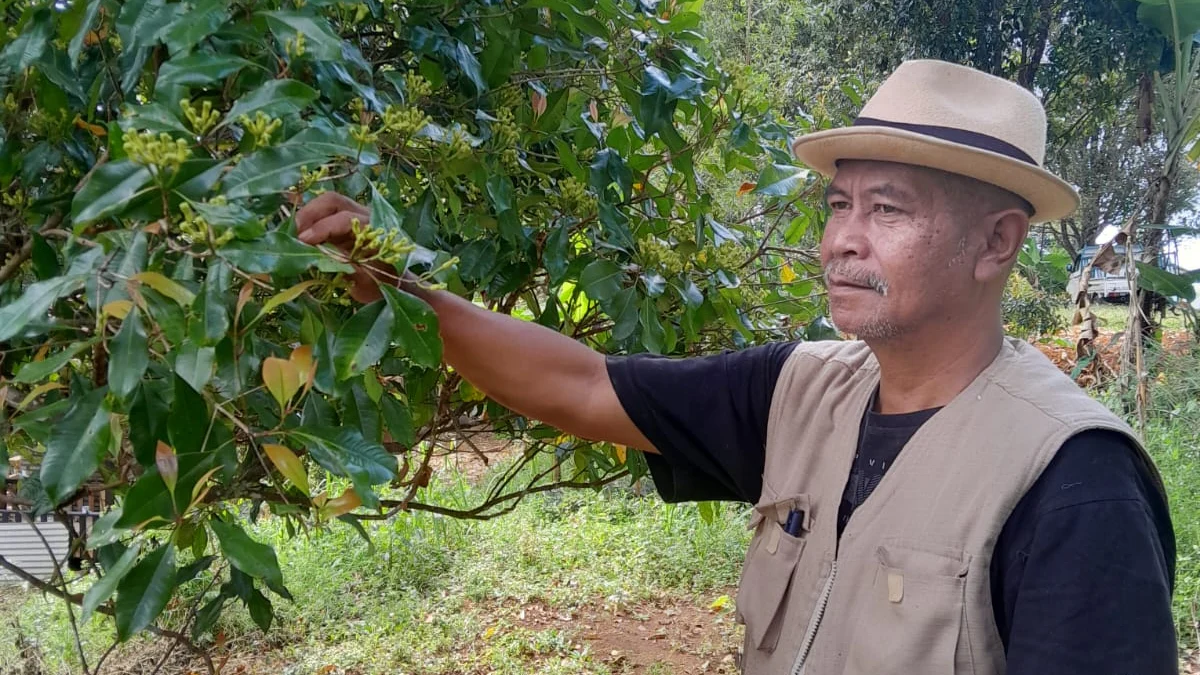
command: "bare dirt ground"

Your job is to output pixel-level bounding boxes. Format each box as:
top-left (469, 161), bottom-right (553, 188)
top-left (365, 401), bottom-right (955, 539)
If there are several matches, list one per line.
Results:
top-left (464, 595), bottom-right (743, 675)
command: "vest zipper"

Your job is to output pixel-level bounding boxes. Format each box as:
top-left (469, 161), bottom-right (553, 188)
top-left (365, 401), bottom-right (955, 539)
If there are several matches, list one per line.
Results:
top-left (790, 560), bottom-right (837, 675)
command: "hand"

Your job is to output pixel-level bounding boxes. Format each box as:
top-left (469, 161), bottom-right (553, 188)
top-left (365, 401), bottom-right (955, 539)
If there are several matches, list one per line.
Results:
top-left (295, 192), bottom-right (395, 303)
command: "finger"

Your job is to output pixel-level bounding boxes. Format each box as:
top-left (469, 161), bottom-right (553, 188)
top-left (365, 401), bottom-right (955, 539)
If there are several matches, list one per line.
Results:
top-left (295, 192), bottom-right (368, 232)
top-left (298, 210), bottom-right (367, 245)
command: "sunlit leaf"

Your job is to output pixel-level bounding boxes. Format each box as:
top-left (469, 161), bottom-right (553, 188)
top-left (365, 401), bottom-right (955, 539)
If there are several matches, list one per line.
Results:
top-left (263, 444), bottom-right (310, 495)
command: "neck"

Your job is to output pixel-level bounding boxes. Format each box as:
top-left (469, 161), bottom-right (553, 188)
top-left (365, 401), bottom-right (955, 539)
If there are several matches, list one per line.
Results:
top-left (866, 319), bottom-right (1004, 414)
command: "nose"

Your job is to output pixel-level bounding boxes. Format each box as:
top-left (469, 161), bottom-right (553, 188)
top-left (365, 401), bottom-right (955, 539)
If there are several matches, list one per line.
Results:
top-left (820, 210), bottom-right (870, 264)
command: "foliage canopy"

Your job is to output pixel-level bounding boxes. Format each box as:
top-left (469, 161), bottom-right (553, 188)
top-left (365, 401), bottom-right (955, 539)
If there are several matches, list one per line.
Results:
top-left (0, 0), bottom-right (825, 649)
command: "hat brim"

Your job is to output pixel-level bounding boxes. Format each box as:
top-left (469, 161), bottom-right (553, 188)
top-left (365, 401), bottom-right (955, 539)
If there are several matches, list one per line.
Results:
top-left (791, 126), bottom-right (1079, 224)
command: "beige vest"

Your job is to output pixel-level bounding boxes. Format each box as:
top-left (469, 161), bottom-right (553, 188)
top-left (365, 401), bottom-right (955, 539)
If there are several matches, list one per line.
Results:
top-left (735, 337), bottom-right (1154, 675)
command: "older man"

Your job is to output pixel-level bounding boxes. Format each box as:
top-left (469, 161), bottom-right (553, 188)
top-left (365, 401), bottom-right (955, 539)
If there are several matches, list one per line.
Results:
top-left (296, 61), bottom-right (1175, 674)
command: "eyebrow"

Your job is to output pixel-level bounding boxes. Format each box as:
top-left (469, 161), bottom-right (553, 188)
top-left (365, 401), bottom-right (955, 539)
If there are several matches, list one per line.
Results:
top-left (824, 183), bottom-right (916, 202)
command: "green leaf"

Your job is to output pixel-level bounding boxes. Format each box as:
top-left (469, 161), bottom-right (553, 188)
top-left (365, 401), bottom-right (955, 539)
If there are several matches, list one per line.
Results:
top-left (379, 395), bottom-right (415, 447)
top-left (13, 341), bottom-right (93, 385)
top-left (589, 149), bottom-right (633, 204)
top-left (221, 144), bottom-right (334, 199)
top-left (457, 240), bottom-right (498, 283)
top-left (247, 587), bottom-right (274, 631)
top-left (0, 274), bottom-right (84, 341)
top-left (0, 9), bottom-right (51, 74)
top-left (30, 233), bottom-right (60, 280)
top-left (114, 472), bottom-right (173, 529)
top-left (109, 309), bottom-right (150, 404)
top-left (68, 0), bottom-right (104, 63)
top-left (40, 389), bottom-right (112, 506)
top-left (114, 544), bottom-right (176, 641)
top-left (261, 11), bottom-right (345, 61)
top-left (380, 286), bottom-right (443, 368)
top-left (160, 0), bottom-right (231, 55)
top-left (86, 508), bottom-right (125, 550)
top-left (220, 232), bottom-right (352, 276)
top-left (580, 259), bottom-right (624, 302)
top-left (174, 343), bottom-right (216, 393)
top-left (120, 102), bottom-right (193, 136)
top-left (287, 121), bottom-right (380, 165)
top-left (72, 161), bottom-right (155, 225)
top-left (1137, 0), bottom-right (1200, 42)
top-left (606, 287), bottom-right (639, 341)
top-left (156, 53), bottom-right (255, 97)
top-left (291, 427), bottom-right (397, 509)
top-left (192, 270), bottom-right (230, 345)
top-left (82, 541), bottom-right (143, 623)
top-left (334, 301), bottom-right (395, 380)
top-left (752, 164), bottom-right (807, 197)
top-left (209, 520), bottom-right (285, 589)
top-left (452, 41), bottom-right (487, 93)
top-left (370, 181), bottom-right (403, 231)
top-left (221, 79), bottom-right (318, 128)
top-left (193, 596), bottom-right (226, 639)
top-left (1136, 262), bottom-right (1199, 302)
top-left (640, 299), bottom-right (665, 354)
top-left (170, 375), bottom-right (209, 457)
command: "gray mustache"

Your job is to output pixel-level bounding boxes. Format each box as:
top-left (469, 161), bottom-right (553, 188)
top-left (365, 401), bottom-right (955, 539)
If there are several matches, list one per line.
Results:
top-left (823, 261), bottom-right (889, 296)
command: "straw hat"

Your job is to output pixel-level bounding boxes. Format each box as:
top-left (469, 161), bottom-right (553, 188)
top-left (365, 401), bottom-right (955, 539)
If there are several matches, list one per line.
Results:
top-left (791, 60), bottom-right (1079, 223)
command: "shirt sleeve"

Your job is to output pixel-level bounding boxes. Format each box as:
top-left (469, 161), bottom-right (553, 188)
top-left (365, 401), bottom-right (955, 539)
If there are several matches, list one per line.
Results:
top-left (993, 429), bottom-right (1177, 675)
top-left (605, 341), bottom-right (799, 504)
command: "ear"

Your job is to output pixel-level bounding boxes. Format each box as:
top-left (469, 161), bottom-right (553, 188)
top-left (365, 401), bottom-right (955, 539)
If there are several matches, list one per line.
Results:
top-left (974, 209), bottom-right (1030, 284)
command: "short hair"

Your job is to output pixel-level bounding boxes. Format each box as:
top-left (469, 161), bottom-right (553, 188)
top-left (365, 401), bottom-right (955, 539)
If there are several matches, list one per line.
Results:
top-left (925, 167), bottom-right (1035, 219)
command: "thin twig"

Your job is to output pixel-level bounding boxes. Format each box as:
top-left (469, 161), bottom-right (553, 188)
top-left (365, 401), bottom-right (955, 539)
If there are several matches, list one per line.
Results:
top-left (373, 469), bottom-right (630, 521)
top-left (25, 515), bottom-right (91, 675)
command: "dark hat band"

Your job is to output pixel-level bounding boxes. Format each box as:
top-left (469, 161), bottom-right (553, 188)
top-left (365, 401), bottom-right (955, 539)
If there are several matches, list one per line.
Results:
top-left (853, 116), bottom-right (1038, 166)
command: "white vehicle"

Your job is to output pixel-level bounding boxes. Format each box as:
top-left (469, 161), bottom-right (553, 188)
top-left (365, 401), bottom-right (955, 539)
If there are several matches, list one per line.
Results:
top-left (1066, 243), bottom-right (1179, 302)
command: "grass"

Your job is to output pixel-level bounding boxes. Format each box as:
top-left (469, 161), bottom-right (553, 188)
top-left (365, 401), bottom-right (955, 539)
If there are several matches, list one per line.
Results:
top-left (6, 343), bottom-right (1200, 673)
top-left (0, 463), bottom-right (751, 675)
top-left (1056, 300), bottom-right (1189, 333)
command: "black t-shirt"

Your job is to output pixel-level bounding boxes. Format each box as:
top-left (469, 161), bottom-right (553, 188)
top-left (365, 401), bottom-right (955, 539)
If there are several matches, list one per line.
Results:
top-left (607, 342), bottom-right (1178, 675)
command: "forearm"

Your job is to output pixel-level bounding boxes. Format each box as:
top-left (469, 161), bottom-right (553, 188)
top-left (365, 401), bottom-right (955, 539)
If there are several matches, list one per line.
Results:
top-left (408, 283), bottom-right (615, 438)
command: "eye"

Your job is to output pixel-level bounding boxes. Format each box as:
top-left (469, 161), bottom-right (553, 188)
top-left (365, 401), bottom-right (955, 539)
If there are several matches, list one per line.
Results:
top-left (829, 200), bottom-right (851, 212)
top-left (873, 203), bottom-right (900, 215)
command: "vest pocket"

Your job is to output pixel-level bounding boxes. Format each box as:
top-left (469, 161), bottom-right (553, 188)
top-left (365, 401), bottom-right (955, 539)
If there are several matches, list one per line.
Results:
top-left (844, 540), bottom-right (972, 675)
top-left (736, 493), bottom-right (811, 653)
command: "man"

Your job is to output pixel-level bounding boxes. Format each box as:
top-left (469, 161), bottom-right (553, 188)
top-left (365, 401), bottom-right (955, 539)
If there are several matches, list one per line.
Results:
top-left (296, 60), bottom-right (1176, 674)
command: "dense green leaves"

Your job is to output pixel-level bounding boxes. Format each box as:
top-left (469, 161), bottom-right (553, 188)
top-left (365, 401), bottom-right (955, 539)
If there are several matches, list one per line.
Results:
top-left (222, 80), bottom-right (319, 128)
top-left (72, 161), bottom-right (155, 225)
top-left (0, 0), bottom-right (815, 646)
top-left (40, 389), bottom-right (113, 506)
top-left (291, 427), bottom-right (397, 509)
top-left (381, 286), bottom-right (442, 368)
top-left (219, 232), bottom-right (351, 275)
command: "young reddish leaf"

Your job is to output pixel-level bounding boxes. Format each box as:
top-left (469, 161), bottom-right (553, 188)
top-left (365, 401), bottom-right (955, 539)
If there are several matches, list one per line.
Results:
top-left (532, 90), bottom-right (547, 118)
top-left (737, 182), bottom-right (756, 196)
top-left (290, 345), bottom-right (316, 392)
top-left (262, 357), bottom-right (302, 410)
top-left (589, 98), bottom-right (599, 122)
top-left (155, 441), bottom-right (178, 495)
top-left (263, 443), bottom-right (310, 496)
top-left (322, 489), bottom-right (361, 518)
